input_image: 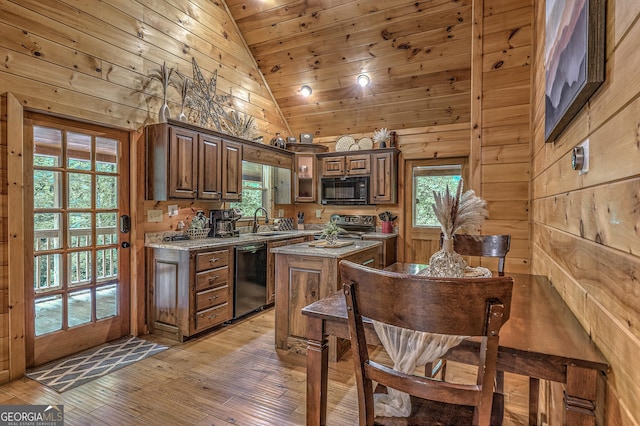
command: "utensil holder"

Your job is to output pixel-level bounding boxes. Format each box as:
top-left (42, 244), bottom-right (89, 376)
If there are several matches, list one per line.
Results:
top-left (381, 221), bottom-right (393, 233)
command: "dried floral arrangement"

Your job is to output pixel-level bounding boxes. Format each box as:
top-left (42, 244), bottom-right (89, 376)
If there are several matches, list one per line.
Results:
top-left (174, 71), bottom-right (192, 122)
top-left (372, 128), bottom-right (390, 144)
top-left (221, 110), bottom-right (260, 141)
top-left (145, 61), bottom-right (174, 122)
top-left (145, 58), bottom-right (266, 142)
top-left (429, 179), bottom-right (488, 277)
top-left (432, 179), bottom-right (488, 239)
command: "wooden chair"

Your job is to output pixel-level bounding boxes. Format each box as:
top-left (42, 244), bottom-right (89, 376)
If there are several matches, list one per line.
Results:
top-left (340, 260), bottom-right (513, 426)
top-left (441, 234), bottom-right (511, 276)
top-left (433, 234), bottom-right (512, 389)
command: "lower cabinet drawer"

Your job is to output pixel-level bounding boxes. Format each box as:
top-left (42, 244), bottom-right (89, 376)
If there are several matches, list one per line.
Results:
top-left (196, 284), bottom-right (229, 311)
top-left (195, 249), bottom-right (229, 272)
top-left (195, 266), bottom-right (228, 292)
top-left (196, 303), bottom-right (229, 330)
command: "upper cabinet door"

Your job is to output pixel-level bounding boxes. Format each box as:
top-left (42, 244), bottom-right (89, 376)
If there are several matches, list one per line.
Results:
top-left (295, 154), bottom-right (316, 202)
top-left (198, 134), bottom-right (222, 200)
top-left (221, 140), bottom-right (243, 201)
top-left (345, 154), bottom-right (370, 175)
top-left (169, 126), bottom-right (198, 199)
top-left (320, 156), bottom-right (345, 176)
top-left (370, 151), bottom-right (397, 204)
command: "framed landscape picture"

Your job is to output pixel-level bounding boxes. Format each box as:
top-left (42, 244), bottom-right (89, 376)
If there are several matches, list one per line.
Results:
top-left (544, 0), bottom-right (605, 143)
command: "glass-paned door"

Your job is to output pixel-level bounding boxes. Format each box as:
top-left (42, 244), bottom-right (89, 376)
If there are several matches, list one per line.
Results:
top-left (28, 115), bottom-right (130, 366)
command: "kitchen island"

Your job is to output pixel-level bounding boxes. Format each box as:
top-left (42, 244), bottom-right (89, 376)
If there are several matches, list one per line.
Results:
top-left (271, 240), bottom-right (380, 359)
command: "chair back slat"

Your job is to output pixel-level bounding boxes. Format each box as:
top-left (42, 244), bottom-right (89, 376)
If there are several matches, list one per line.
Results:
top-left (440, 234), bottom-right (511, 276)
top-left (340, 260), bottom-right (513, 426)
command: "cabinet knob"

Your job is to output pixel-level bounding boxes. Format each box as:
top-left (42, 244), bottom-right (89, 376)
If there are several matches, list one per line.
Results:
top-left (208, 295), bottom-right (219, 301)
top-left (208, 276), bottom-right (219, 282)
top-left (207, 314), bottom-right (218, 320)
top-left (209, 258), bottom-right (220, 263)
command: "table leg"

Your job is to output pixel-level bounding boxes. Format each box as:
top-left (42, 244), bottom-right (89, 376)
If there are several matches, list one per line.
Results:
top-left (564, 365), bottom-right (601, 426)
top-left (307, 317), bottom-right (328, 426)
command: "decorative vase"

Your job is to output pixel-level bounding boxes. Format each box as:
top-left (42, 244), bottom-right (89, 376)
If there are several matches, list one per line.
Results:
top-left (158, 101), bottom-right (170, 123)
top-left (325, 234), bottom-right (338, 245)
top-left (177, 107), bottom-right (187, 122)
top-left (428, 237), bottom-right (467, 277)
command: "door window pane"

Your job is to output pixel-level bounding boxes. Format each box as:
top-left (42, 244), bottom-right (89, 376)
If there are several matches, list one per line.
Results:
top-left (68, 289), bottom-right (92, 327)
top-left (33, 126), bottom-right (62, 167)
top-left (96, 248), bottom-right (118, 282)
top-left (34, 213), bottom-right (62, 251)
top-left (34, 253), bottom-right (61, 291)
top-left (34, 170), bottom-right (62, 209)
top-left (68, 250), bottom-right (92, 286)
top-left (96, 213), bottom-right (118, 245)
top-left (413, 165), bottom-right (462, 227)
top-left (68, 213), bottom-right (92, 247)
top-left (96, 284), bottom-right (118, 319)
top-left (68, 173), bottom-right (92, 208)
top-left (35, 295), bottom-right (63, 336)
top-left (96, 175), bottom-right (117, 209)
top-left (67, 132), bottom-right (92, 170)
top-left (96, 137), bottom-right (118, 173)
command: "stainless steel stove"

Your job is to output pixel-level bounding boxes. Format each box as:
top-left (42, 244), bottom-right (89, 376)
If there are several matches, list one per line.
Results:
top-left (335, 214), bottom-right (376, 239)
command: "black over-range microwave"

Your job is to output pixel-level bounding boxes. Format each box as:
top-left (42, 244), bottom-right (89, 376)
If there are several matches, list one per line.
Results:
top-left (320, 176), bottom-right (369, 205)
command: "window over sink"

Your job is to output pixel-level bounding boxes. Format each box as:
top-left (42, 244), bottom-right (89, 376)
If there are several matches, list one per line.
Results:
top-left (229, 161), bottom-right (291, 218)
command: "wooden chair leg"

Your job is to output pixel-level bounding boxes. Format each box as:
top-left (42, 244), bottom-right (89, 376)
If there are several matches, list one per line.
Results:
top-left (529, 377), bottom-right (540, 426)
top-left (495, 370), bottom-right (504, 393)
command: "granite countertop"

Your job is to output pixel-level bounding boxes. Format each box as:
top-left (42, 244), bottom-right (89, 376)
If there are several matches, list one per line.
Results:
top-left (145, 230), bottom-right (318, 251)
top-left (362, 232), bottom-right (398, 239)
top-left (145, 229), bottom-right (396, 251)
top-left (270, 240), bottom-right (381, 258)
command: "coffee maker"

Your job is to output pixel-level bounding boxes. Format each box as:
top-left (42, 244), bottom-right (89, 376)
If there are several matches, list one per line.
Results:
top-left (209, 209), bottom-right (241, 238)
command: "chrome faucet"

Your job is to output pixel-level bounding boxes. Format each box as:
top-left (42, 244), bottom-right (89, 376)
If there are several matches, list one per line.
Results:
top-left (252, 207), bottom-right (269, 233)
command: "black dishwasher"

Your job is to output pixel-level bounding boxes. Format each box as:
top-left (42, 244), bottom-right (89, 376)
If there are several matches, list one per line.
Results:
top-left (234, 243), bottom-right (267, 319)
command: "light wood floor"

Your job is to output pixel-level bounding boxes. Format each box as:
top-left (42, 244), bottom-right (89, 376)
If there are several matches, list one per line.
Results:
top-left (0, 308), bottom-right (529, 425)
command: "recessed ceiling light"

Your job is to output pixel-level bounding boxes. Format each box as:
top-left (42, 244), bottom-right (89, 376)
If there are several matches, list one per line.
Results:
top-left (357, 74), bottom-right (370, 87)
top-left (300, 85), bottom-right (312, 97)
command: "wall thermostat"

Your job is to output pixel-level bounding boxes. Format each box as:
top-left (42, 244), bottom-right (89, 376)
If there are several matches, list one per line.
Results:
top-left (571, 139), bottom-right (589, 174)
top-left (571, 146), bottom-right (584, 170)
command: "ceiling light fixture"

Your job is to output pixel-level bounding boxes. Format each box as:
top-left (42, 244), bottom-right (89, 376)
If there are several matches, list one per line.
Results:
top-left (300, 85), bottom-right (312, 97)
top-left (357, 74), bottom-right (370, 87)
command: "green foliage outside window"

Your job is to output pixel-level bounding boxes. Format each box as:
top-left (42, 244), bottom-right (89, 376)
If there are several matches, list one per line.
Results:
top-left (413, 167), bottom-right (462, 227)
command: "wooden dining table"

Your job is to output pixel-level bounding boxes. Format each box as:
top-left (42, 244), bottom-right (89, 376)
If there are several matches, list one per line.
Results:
top-left (300, 263), bottom-right (609, 426)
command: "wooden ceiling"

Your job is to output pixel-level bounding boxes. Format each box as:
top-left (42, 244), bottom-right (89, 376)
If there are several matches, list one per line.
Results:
top-left (225, 0), bottom-right (472, 139)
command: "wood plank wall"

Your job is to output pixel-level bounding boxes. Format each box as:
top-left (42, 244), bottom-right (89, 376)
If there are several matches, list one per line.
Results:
top-left (531, 1), bottom-right (640, 424)
top-left (0, 0), bottom-right (534, 386)
top-left (0, 0), bottom-right (288, 381)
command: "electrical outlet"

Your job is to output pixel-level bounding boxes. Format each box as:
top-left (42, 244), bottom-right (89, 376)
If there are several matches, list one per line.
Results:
top-left (148, 209), bottom-right (163, 222)
top-left (278, 209), bottom-right (284, 217)
top-left (316, 209), bottom-right (322, 218)
top-left (168, 205), bottom-right (178, 216)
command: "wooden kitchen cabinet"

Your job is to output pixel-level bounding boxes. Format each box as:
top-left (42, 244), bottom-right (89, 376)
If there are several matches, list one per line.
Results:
top-left (295, 154), bottom-right (316, 202)
top-left (319, 153), bottom-right (370, 177)
top-left (362, 234), bottom-right (397, 267)
top-left (273, 241), bottom-right (380, 358)
top-left (146, 120), bottom-right (242, 201)
top-left (221, 140), bottom-right (242, 201)
top-left (266, 235), bottom-right (311, 305)
top-left (370, 150), bottom-right (398, 204)
top-left (149, 247), bottom-right (233, 341)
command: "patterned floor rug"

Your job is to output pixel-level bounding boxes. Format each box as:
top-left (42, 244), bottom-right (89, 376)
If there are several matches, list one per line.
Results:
top-left (26, 336), bottom-right (168, 392)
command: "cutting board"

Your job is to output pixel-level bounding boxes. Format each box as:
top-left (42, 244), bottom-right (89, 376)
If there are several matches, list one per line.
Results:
top-left (308, 240), bottom-right (354, 248)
